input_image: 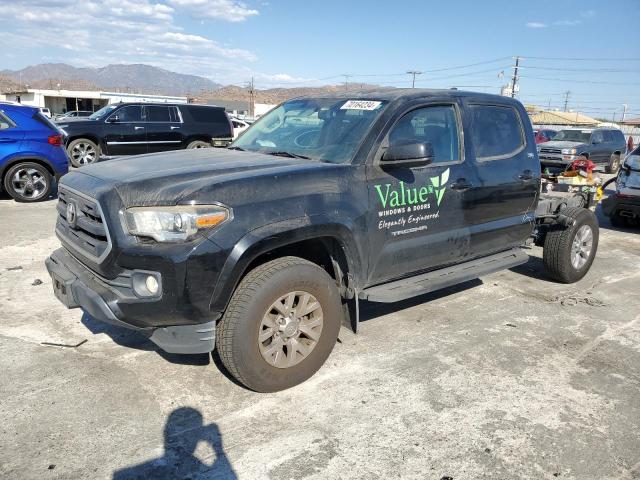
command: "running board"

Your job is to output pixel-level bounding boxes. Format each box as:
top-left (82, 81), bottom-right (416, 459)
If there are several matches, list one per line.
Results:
top-left (361, 248), bottom-right (528, 303)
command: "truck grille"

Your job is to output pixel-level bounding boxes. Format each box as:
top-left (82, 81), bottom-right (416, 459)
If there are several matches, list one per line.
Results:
top-left (539, 147), bottom-right (562, 154)
top-left (56, 187), bottom-right (111, 263)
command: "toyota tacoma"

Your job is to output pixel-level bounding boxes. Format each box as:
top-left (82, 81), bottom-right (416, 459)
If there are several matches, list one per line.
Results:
top-left (46, 90), bottom-right (599, 392)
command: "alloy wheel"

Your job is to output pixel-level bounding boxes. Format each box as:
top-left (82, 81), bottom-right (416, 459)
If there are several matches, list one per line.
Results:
top-left (71, 142), bottom-right (97, 165)
top-left (571, 224), bottom-right (593, 270)
top-left (258, 291), bottom-right (324, 368)
top-left (11, 168), bottom-right (48, 200)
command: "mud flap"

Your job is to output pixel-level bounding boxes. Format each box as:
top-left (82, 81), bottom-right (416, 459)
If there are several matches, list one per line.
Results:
top-left (341, 293), bottom-right (360, 334)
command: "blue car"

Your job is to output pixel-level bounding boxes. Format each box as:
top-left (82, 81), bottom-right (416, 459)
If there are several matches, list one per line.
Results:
top-left (0, 102), bottom-right (69, 202)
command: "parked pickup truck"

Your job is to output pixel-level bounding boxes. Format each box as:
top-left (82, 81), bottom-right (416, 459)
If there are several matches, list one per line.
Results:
top-left (46, 90), bottom-right (599, 392)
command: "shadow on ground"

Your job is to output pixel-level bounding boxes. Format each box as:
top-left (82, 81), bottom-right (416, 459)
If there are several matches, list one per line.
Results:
top-left (112, 407), bottom-right (237, 480)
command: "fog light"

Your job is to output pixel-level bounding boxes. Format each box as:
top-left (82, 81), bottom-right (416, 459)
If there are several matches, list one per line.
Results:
top-left (132, 271), bottom-right (161, 298)
top-left (145, 275), bottom-right (159, 295)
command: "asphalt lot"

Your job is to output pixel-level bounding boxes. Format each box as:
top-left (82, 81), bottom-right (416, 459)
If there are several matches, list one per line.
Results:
top-left (0, 191), bottom-right (639, 480)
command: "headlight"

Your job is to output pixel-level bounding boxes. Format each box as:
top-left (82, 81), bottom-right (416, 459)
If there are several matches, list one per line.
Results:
top-left (561, 148), bottom-right (577, 155)
top-left (124, 205), bottom-right (231, 242)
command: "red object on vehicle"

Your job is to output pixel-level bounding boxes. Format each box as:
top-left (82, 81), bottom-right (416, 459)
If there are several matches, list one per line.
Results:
top-left (47, 134), bottom-right (63, 146)
top-left (570, 157), bottom-right (596, 174)
top-left (628, 136), bottom-right (634, 152)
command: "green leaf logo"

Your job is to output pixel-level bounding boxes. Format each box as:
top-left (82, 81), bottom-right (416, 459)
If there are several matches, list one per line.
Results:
top-left (430, 168), bottom-right (450, 206)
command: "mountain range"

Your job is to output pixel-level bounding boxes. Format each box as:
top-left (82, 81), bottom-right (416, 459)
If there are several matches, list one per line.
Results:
top-left (0, 63), bottom-right (221, 96)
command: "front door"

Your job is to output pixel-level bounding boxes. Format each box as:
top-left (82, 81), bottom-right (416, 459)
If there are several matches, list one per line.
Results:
top-left (144, 105), bottom-right (184, 153)
top-left (588, 130), bottom-right (608, 163)
top-left (366, 102), bottom-right (474, 285)
top-left (103, 105), bottom-right (147, 156)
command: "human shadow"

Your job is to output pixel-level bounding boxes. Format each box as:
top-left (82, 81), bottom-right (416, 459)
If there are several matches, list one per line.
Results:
top-left (113, 407), bottom-right (237, 480)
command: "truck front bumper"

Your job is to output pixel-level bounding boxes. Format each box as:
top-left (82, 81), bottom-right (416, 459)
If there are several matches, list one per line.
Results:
top-left (45, 248), bottom-right (217, 354)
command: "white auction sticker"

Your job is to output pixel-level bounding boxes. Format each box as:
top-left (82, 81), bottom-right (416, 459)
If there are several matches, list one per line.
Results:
top-left (340, 100), bottom-right (382, 111)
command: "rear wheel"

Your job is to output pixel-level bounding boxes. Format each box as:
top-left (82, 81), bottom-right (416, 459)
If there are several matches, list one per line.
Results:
top-left (216, 256), bottom-right (342, 392)
top-left (606, 153), bottom-right (621, 174)
top-left (67, 138), bottom-right (100, 167)
top-left (543, 207), bottom-right (599, 283)
top-left (3, 162), bottom-right (53, 202)
top-left (186, 140), bottom-right (211, 149)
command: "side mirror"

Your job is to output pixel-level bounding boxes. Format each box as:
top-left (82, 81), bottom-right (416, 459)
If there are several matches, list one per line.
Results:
top-left (106, 115), bottom-right (119, 123)
top-left (381, 141), bottom-right (434, 168)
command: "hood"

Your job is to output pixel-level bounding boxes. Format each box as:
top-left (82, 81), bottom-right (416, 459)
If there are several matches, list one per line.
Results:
top-left (539, 140), bottom-right (588, 150)
top-left (60, 148), bottom-right (333, 207)
top-left (57, 119), bottom-right (101, 129)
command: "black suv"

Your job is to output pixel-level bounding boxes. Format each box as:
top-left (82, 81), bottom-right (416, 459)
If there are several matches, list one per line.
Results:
top-left (59, 103), bottom-right (233, 167)
top-left (538, 127), bottom-right (626, 173)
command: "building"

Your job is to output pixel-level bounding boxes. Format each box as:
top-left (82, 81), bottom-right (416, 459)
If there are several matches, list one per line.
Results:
top-left (0, 88), bottom-right (187, 115)
top-left (529, 109), bottom-right (600, 126)
top-left (206, 99), bottom-right (277, 120)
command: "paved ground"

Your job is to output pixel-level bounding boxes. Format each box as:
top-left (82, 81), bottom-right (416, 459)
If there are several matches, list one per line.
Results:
top-left (0, 193), bottom-right (639, 480)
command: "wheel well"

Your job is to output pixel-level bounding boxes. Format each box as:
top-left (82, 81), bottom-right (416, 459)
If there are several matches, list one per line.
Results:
top-left (579, 152), bottom-right (589, 158)
top-left (243, 237), bottom-right (351, 292)
top-left (1, 158), bottom-right (55, 186)
top-left (67, 135), bottom-right (100, 148)
top-left (612, 150), bottom-right (621, 156)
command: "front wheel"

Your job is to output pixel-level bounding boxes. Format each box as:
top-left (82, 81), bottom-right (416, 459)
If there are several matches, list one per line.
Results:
top-left (3, 162), bottom-right (53, 202)
top-left (216, 256), bottom-right (342, 392)
top-left (543, 207), bottom-right (599, 283)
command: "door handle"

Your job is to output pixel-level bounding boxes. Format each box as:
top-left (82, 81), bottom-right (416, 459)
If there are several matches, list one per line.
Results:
top-left (0, 138), bottom-right (16, 143)
top-left (518, 170), bottom-right (534, 181)
top-left (134, 126), bottom-right (145, 130)
top-left (170, 126), bottom-right (180, 130)
top-left (451, 179), bottom-right (473, 191)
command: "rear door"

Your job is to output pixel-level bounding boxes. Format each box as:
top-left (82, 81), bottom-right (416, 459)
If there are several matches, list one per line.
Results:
top-left (461, 101), bottom-right (540, 257)
top-left (103, 105), bottom-right (147, 156)
top-left (366, 100), bottom-right (475, 285)
top-left (144, 105), bottom-right (183, 153)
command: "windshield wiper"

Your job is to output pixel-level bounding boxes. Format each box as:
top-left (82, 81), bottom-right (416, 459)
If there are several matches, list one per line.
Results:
top-left (227, 146), bottom-right (245, 151)
top-left (266, 151), bottom-right (311, 160)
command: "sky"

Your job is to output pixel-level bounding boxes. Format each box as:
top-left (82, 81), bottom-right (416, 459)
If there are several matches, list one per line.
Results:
top-left (1, 0), bottom-right (639, 119)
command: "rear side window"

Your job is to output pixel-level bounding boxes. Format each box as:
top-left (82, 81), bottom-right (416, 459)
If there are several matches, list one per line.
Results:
top-left (602, 130), bottom-right (613, 142)
top-left (32, 111), bottom-right (58, 131)
top-left (612, 129), bottom-right (625, 143)
top-left (184, 106), bottom-right (228, 123)
top-left (0, 111), bottom-right (16, 130)
top-left (145, 105), bottom-right (171, 122)
top-left (470, 105), bottom-right (525, 160)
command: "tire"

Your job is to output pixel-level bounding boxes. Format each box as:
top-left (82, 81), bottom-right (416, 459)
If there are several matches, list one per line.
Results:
top-left (543, 207), bottom-right (599, 283)
top-left (216, 256), bottom-right (342, 392)
top-left (606, 153), bottom-right (621, 174)
top-left (186, 140), bottom-right (211, 149)
top-left (3, 162), bottom-right (53, 202)
top-left (67, 138), bottom-right (100, 167)
top-left (609, 212), bottom-right (628, 228)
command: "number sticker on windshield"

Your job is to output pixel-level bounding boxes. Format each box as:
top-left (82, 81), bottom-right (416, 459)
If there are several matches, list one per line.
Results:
top-left (340, 100), bottom-right (382, 111)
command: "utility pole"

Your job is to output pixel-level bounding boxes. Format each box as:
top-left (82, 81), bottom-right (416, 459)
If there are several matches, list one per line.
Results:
top-left (406, 70), bottom-right (423, 88)
top-left (247, 76), bottom-right (255, 118)
top-left (510, 56), bottom-right (520, 98)
top-left (622, 104), bottom-right (628, 123)
top-left (563, 91), bottom-right (571, 112)
top-left (342, 74), bottom-right (351, 91)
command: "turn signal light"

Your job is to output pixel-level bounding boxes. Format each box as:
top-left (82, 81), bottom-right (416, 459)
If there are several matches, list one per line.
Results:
top-left (194, 212), bottom-right (228, 228)
top-left (48, 134), bottom-right (63, 146)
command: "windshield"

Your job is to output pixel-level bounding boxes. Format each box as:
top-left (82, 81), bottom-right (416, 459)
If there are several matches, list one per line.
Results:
top-left (231, 98), bottom-right (388, 163)
top-left (553, 130), bottom-right (591, 143)
top-left (89, 105), bottom-right (117, 120)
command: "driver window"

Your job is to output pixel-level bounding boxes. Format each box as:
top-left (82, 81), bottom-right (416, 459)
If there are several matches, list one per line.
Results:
top-left (591, 131), bottom-right (604, 144)
top-left (388, 105), bottom-right (460, 163)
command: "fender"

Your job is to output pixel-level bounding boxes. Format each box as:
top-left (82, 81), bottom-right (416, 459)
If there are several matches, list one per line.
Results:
top-left (0, 153), bottom-right (60, 179)
top-left (208, 214), bottom-right (366, 315)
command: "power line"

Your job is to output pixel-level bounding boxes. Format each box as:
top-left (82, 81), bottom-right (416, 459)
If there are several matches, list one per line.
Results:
top-left (523, 56), bottom-right (640, 61)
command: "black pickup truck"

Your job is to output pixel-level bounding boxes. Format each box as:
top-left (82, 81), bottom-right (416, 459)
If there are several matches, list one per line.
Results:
top-left (46, 90), bottom-right (599, 392)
